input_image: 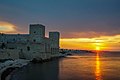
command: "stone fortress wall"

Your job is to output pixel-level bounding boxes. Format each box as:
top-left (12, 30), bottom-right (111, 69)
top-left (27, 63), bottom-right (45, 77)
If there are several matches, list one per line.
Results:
top-left (0, 24), bottom-right (60, 60)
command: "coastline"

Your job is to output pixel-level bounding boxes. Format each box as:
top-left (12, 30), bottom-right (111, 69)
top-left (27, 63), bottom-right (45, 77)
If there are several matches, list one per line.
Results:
top-left (0, 54), bottom-right (66, 80)
top-left (0, 59), bottom-right (30, 80)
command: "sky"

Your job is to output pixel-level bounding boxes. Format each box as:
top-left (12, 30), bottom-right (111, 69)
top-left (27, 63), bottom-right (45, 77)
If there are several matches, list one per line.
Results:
top-left (0, 0), bottom-right (120, 51)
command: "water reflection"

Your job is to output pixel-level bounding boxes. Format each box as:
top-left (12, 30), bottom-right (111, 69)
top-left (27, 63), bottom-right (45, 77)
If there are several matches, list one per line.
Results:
top-left (10, 53), bottom-right (120, 80)
top-left (10, 60), bottom-right (59, 80)
top-left (95, 52), bottom-right (102, 80)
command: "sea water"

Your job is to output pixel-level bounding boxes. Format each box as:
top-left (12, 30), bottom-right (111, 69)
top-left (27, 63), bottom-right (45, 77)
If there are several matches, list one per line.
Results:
top-left (10, 52), bottom-right (120, 80)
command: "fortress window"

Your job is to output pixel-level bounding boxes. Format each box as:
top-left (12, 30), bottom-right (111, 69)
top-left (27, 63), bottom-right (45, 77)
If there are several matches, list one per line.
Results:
top-left (33, 39), bottom-right (36, 42)
top-left (34, 31), bottom-right (36, 33)
top-left (20, 49), bottom-right (23, 52)
top-left (1, 43), bottom-right (6, 49)
top-left (27, 46), bottom-right (30, 51)
top-left (13, 39), bottom-right (15, 41)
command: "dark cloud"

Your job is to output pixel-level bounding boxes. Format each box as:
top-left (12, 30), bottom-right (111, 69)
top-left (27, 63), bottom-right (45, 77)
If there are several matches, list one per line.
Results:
top-left (0, 0), bottom-right (120, 37)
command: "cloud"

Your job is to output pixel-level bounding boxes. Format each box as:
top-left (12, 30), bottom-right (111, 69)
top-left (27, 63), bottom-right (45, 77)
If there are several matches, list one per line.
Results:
top-left (0, 21), bottom-right (19, 33)
top-left (70, 31), bottom-right (107, 38)
top-left (62, 31), bottom-right (120, 38)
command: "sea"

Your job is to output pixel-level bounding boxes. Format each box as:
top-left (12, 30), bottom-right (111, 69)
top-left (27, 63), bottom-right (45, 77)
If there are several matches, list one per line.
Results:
top-left (10, 52), bottom-right (120, 80)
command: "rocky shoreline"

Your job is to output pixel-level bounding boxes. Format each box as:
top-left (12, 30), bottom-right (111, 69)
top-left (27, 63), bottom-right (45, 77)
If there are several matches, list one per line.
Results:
top-left (0, 59), bottom-right (30, 80)
top-left (0, 55), bottom-right (66, 80)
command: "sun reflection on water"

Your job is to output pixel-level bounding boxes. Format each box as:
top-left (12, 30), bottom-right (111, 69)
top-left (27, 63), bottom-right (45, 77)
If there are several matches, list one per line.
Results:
top-left (95, 52), bottom-right (103, 80)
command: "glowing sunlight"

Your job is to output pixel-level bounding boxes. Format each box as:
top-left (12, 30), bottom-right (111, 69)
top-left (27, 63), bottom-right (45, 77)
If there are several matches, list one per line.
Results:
top-left (96, 46), bottom-right (100, 51)
top-left (60, 35), bottom-right (120, 51)
top-left (0, 21), bottom-right (17, 33)
top-left (95, 53), bottom-right (102, 80)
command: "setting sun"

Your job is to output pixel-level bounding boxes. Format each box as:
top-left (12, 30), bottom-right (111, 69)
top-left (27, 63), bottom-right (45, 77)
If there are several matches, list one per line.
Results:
top-left (60, 35), bottom-right (120, 51)
top-left (96, 46), bottom-right (100, 51)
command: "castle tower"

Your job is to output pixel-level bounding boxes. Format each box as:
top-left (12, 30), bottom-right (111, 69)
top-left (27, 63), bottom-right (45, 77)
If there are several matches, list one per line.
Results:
top-left (29, 24), bottom-right (45, 43)
top-left (49, 32), bottom-right (60, 54)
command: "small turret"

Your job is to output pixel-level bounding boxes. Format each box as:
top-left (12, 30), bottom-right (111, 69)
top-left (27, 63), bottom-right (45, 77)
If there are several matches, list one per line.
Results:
top-left (49, 32), bottom-right (60, 54)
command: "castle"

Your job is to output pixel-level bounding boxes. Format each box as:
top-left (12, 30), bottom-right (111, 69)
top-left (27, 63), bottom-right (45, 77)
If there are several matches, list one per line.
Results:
top-left (0, 24), bottom-right (60, 60)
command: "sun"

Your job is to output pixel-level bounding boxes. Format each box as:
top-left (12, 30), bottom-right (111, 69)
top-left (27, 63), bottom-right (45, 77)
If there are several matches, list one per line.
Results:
top-left (96, 46), bottom-right (100, 51)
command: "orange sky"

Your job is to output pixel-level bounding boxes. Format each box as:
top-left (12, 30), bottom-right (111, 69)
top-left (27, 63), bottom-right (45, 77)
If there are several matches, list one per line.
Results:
top-left (0, 21), bottom-right (19, 33)
top-left (0, 21), bottom-right (120, 51)
top-left (60, 35), bottom-right (120, 51)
